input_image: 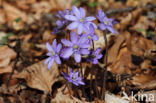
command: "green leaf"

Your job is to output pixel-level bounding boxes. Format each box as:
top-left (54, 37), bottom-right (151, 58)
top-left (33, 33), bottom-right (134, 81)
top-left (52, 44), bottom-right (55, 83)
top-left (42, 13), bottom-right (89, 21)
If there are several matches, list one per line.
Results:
top-left (30, 43), bottom-right (35, 49)
top-left (147, 31), bottom-right (154, 36)
top-left (87, 2), bottom-right (98, 8)
top-left (0, 25), bottom-right (3, 30)
top-left (14, 17), bottom-right (22, 23)
top-left (136, 28), bottom-right (146, 32)
top-left (72, 0), bottom-right (79, 5)
top-left (0, 36), bottom-right (8, 45)
top-left (7, 32), bottom-right (14, 37)
top-left (81, 0), bottom-right (86, 2)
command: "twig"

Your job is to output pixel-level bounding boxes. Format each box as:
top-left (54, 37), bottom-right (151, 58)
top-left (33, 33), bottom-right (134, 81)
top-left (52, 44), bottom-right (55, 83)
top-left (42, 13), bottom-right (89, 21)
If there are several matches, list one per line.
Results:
top-left (106, 4), bottom-right (156, 15)
top-left (6, 39), bottom-right (21, 90)
top-left (101, 32), bottom-right (108, 100)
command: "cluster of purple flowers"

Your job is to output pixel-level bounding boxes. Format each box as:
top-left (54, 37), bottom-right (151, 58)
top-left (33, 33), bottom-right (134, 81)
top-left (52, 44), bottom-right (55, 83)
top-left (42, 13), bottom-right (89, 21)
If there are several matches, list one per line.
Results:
top-left (45, 6), bottom-right (117, 86)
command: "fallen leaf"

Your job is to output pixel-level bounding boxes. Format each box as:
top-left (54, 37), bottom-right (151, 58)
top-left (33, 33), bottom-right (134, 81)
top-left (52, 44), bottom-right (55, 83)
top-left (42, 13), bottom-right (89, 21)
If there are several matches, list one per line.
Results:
top-left (14, 59), bottom-right (59, 94)
top-left (0, 46), bottom-right (17, 60)
top-left (51, 87), bottom-right (86, 103)
top-left (3, 2), bottom-right (28, 22)
top-left (0, 66), bottom-right (12, 74)
top-left (50, 0), bottom-right (73, 9)
top-left (31, 1), bottom-right (52, 14)
top-left (0, 58), bottom-right (10, 67)
top-left (0, 9), bottom-right (6, 24)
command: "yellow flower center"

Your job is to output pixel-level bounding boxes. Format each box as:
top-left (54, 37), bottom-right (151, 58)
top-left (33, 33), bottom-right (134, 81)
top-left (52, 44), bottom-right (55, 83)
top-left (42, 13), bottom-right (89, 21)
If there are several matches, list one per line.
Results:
top-left (80, 18), bottom-right (84, 22)
top-left (74, 45), bottom-right (78, 49)
top-left (88, 36), bottom-right (91, 39)
top-left (92, 55), bottom-right (96, 58)
top-left (104, 21), bottom-right (108, 25)
top-left (72, 76), bottom-right (76, 80)
top-left (52, 52), bottom-right (55, 56)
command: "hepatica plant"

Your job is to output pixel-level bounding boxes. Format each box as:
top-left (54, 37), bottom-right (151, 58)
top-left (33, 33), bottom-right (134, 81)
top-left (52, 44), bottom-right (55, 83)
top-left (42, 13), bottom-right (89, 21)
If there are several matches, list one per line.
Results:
top-left (45, 5), bottom-right (118, 100)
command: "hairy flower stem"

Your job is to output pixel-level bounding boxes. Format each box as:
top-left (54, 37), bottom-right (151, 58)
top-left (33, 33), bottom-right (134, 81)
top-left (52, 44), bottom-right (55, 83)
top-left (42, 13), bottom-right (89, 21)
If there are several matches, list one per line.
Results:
top-left (80, 63), bottom-right (87, 99)
top-left (91, 40), bottom-right (99, 98)
top-left (101, 32), bottom-right (108, 100)
top-left (90, 67), bottom-right (93, 99)
top-left (80, 63), bottom-right (83, 77)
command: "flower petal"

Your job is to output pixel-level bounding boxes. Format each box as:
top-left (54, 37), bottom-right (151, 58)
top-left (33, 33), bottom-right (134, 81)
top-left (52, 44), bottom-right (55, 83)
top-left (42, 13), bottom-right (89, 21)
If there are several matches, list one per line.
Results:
top-left (56, 44), bottom-right (62, 53)
top-left (70, 31), bottom-right (78, 44)
top-left (97, 54), bottom-right (103, 59)
top-left (65, 15), bottom-right (77, 21)
top-left (74, 53), bottom-right (81, 63)
top-left (85, 16), bottom-right (96, 21)
top-left (80, 49), bottom-right (90, 55)
top-left (79, 44), bottom-right (91, 48)
top-left (68, 22), bottom-right (79, 30)
top-left (72, 6), bottom-right (80, 18)
top-left (61, 39), bottom-right (73, 47)
top-left (99, 23), bottom-right (106, 30)
top-left (45, 57), bottom-right (51, 65)
top-left (90, 22), bottom-right (97, 29)
top-left (92, 35), bottom-right (99, 41)
top-left (80, 7), bottom-right (85, 18)
top-left (77, 23), bottom-right (83, 34)
top-left (55, 56), bottom-right (61, 64)
top-left (61, 48), bottom-right (73, 59)
top-left (78, 81), bottom-right (85, 85)
top-left (56, 20), bottom-right (63, 28)
top-left (95, 48), bottom-right (101, 55)
top-left (74, 71), bottom-right (79, 78)
top-left (46, 42), bottom-right (53, 52)
top-left (93, 59), bottom-right (98, 64)
top-left (78, 34), bottom-right (88, 44)
top-left (48, 58), bottom-right (54, 69)
top-left (52, 39), bottom-right (57, 51)
top-left (107, 26), bottom-right (117, 34)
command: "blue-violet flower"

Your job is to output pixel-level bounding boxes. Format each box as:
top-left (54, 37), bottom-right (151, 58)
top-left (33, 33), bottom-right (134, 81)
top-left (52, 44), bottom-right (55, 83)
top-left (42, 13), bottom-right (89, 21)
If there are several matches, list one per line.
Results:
top-left (65, 6), bottom-right (97, 34)
top-left (61, 31), bottom-right (90, 63)
top-left (45, 39), bottom-right (62, 69)
top-left (88, 47), bottom-right (103, 64)
top-left (96, 10), bottom-right (117, 34)
top-left (62, 69), bottom-right (85, 86)
top-left (85, 24), bottom-right (99, 44)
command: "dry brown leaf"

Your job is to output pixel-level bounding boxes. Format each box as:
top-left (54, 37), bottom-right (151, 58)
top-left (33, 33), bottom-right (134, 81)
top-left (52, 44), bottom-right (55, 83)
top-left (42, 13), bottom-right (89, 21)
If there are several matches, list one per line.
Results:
top-left (31, 1), bottom-right (52, 14)
top-left (0, 46), bottom-right (17, 60)
top-left (0, 66), bottom-right (12, 74)
top-left (0, 9), bottom-right (6, 24)
top-left (50, 0), bottom-right (73, 9)
top-left (107, 33), bottom-right (126, 64)
top-left (131, 71), bottom-right (156, 86)
top-left (2, 2), bottom-right (28, 22)
top-left (135, 80), bottom-right (156, 90)
top-left (51, 87), bottom-right (86, 103)
top-left (131, 16), bottom-right (155, 35)
top-left (42, 30), bottom-right (56, 42)
top-left (0, 58), bottom-right (10, 67)
top-left (14, 59), bottom-right (59, 94)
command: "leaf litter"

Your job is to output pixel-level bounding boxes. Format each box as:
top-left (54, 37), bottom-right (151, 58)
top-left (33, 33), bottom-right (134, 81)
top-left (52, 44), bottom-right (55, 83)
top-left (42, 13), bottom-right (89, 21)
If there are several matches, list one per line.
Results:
top-left (0, 0), bottom-right (156, 103)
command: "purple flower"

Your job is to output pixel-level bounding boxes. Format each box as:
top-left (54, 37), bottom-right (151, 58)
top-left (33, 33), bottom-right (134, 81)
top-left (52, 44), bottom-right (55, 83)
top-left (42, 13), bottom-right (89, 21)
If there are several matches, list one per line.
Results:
top-left (45, 39), bottom-right (62, 69)
top-left (88, 48), bottom-right (103, 64)
top-left (52, 9), bottom-right (73, 34)
top-left (61, 31), bottom-right (90, 63)
top-left (65, 6), bottom-right (97, 34)
top-left (96, 10), bottom-right (117, 34)
top-left (62, 69), bottom-right (85, 86)
top-left (85, 24), bottom-right (99, 44)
